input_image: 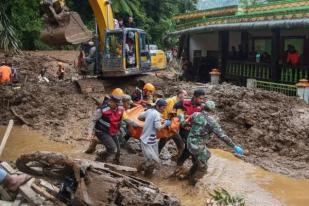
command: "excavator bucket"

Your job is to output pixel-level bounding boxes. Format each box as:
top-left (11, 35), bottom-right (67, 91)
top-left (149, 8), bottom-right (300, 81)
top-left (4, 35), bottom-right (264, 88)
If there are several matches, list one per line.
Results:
top-left (40, 12), bottom-right (93, 45)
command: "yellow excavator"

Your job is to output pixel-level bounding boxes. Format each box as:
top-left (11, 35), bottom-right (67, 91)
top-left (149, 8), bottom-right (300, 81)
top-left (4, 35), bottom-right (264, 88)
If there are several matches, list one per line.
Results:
top-left (40, 0), bottom-right (166, 77)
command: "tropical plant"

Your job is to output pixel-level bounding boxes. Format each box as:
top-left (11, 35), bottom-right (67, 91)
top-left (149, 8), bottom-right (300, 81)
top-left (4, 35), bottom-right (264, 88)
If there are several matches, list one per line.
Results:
top-left (0, 2), bottom-right (21, 54)
top-left (111, 0), bottom-right (142, 17)
top-left (209, 188), bottom-right (246, 206)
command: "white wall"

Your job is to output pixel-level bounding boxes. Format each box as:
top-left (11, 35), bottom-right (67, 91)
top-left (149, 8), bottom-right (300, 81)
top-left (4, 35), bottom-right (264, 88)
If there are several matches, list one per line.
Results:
top-left (189, 32), bottom-right (219, 62)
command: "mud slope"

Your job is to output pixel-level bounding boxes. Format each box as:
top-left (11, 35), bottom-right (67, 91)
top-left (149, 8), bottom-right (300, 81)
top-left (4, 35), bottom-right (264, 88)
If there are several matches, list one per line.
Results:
top-left (1, 52), bottom-right (309, 179)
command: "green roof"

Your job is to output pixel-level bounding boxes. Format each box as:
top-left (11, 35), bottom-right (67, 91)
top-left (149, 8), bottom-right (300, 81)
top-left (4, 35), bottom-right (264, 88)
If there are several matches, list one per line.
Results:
top-left (174, 0), bottom-right (309, 31)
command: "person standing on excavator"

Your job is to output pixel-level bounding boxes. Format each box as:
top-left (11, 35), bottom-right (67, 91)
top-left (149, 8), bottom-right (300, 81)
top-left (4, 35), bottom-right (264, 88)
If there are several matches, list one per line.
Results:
top-left (185, 101), bottom-right (244, 185)
top-left (173, 89), bottom-right (206, 166)
top-left (126, 16), bottom-right (136, 28)
top-left (132, 83), bottom-right (156, 107)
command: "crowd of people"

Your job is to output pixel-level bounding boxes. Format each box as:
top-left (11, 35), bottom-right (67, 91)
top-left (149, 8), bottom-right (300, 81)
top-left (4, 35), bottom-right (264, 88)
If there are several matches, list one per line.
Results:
top-left (86, 81), bottom-right (244, 185)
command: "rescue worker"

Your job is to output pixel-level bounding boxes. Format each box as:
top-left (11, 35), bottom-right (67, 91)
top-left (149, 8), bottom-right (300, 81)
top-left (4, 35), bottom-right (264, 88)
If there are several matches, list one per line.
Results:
top-left (117, 94), bottom-right (137, 146)
top-left (158, 90), bottom-right (188, 160)
top-left (85, 88), bottom-right (125, 154)
top-left (186, 101), bottom-right (244, 185)
top-left (132, 83), bottom-right (156, 107)
top-left (57, 62), bottom-right (65, 80)
top-left (85, 41), bottom-right (96, 65)
top-left (138, 99), bottom-right (171, 177)
top-left (173, 89), bottom-right (206, 166)
top-left (0, 61), bottom-right (12, 84)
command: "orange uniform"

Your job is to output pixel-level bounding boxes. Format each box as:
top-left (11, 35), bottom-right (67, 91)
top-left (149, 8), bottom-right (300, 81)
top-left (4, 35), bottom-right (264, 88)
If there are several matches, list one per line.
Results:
top-left (0, 65), bottom-right (12, 83)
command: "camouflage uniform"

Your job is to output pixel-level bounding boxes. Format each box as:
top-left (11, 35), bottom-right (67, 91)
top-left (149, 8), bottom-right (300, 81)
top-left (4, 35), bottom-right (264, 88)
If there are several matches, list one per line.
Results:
top-left (117, 120), bottom-right (129, 146)
top-left (187, 111), bottom-right (236, 184)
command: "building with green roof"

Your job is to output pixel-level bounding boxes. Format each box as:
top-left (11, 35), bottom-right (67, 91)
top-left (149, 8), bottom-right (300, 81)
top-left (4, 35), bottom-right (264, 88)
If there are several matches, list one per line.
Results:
top-left (173, 0), bottom-right (309, 86)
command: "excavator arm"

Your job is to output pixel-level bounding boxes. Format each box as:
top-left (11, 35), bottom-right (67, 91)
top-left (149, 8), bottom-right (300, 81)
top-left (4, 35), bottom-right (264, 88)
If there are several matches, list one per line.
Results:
top-left (88, 0), bottom-right (114, 49)
top-left (40, 0), bottom-right (114, 49)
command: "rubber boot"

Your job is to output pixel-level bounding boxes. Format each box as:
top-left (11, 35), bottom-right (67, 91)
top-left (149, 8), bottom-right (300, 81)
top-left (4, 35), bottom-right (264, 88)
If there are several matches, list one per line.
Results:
top-left (84, 139), bottom-right (98, 154)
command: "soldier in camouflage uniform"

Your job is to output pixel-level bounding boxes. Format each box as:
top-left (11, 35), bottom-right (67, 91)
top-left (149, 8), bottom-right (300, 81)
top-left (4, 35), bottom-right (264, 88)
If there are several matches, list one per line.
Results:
top-left (186, 101), bottom-right (243, 185)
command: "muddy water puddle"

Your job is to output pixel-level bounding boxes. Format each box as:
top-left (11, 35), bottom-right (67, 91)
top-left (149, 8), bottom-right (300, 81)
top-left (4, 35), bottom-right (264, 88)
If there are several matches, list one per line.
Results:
top-left (0, 126), bottom-right (78, 161)
top-left (154, 150), bottom-right (309, 206)
top-left (209, 150), bottom-right (309, 206)
top-left (1, 126), bottom-right (309, 206)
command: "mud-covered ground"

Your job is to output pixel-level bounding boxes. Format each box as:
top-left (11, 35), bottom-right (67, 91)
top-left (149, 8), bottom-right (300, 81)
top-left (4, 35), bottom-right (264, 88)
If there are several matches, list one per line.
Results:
top-left (1, 51), bottom-right (309, 180)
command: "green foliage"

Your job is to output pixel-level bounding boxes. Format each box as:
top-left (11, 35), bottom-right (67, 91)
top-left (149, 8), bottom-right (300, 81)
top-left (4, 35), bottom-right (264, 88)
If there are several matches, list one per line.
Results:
top-left (7, 0), bottom-right (43, 50)
top-left (4, 0), bottom-right (197, 50)
top-left (0, 2), bottom-right (21, 54)
top-left (209, 188), bottom-right (246, 206)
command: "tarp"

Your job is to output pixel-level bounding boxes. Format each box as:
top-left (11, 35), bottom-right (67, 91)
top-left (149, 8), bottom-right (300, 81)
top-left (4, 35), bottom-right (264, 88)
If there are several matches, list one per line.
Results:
top-left (126, 105), bottom-right (180, 139)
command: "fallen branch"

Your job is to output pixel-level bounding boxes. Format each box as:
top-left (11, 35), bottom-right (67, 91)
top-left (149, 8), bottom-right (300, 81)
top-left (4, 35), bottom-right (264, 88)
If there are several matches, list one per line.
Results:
top-left (10, 107), bottom-right (32, 126)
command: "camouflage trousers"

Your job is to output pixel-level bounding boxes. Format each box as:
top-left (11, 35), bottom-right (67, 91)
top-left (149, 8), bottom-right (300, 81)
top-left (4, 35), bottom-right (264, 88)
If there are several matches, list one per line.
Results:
top-left (188, 146), bottom-right (211, 185)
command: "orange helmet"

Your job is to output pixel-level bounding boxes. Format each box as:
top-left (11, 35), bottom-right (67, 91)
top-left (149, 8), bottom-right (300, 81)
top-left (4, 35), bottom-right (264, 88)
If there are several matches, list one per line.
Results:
top-left (111, 88), bottom-right (124, 96)
top-left (143, 83), bottom-right (155, 92)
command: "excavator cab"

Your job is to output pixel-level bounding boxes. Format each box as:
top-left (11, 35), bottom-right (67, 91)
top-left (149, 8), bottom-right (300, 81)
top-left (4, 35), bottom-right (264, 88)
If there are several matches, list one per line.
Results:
top-left (40, 0), bottom-right (92, 45)
top-left (101, 28), bottom-right (151, 77)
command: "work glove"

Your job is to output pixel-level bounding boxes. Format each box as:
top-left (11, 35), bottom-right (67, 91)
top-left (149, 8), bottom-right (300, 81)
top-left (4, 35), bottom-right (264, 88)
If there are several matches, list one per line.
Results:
top-left (234, 146), bottom-right (244, 156)
top-left (178, 114), bottom-right (185, 123)
top-left (164, 120), bottom-right (171, 127)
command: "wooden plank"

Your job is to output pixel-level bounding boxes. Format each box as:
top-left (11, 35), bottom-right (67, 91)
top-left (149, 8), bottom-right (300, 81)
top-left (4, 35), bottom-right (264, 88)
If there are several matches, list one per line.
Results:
top-left (76, 159), bottom-right (137, 173)
top-left (31, 184), bottom-right (65, 206)
top-left (1, 162), bottom-right (17, 174)
top-left (0, 120), bottom-right (14, 157)
top-left (38, 180), bottom-right (59, 195)
top-left (18, 178), bottom-right (45, 206)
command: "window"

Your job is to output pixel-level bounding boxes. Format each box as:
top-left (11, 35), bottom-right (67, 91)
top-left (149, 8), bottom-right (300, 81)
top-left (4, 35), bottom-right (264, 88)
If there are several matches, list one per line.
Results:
top-left (104, 32), bottom-right (123, 59)
top-left (254, 39), bottom-right (272, 54)
top-left (284, 38), bottom-right (304, 54)
top-left (139, 33), bottom-right (147, 51)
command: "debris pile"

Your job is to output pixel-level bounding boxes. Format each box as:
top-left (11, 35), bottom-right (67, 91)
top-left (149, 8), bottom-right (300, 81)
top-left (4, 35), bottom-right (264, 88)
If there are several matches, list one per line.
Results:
top-left (1, 51), bottom-right (309, 179)
top-left (0, 152), bottom-right (180, 205)
top-left (155, 80), bottom-right (309, 178)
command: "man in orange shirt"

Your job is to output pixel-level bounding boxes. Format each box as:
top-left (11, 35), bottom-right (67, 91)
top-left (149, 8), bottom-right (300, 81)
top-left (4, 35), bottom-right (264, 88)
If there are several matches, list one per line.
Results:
top-left (0, 61), bottom-right (12, 84)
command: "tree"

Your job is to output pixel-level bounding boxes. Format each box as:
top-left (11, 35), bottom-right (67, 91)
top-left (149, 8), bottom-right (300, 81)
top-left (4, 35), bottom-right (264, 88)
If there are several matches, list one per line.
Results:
top-left (0, 2), bottom-right (21, 54)
top-left (2, 0), bottom-right (197, 50)
top-left (7, 0), bottom-right (44, 50)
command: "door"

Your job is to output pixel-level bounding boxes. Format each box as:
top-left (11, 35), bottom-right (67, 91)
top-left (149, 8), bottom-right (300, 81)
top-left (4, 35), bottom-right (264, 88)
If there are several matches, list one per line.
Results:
top-left (139, 32), bottom-right (151, 71)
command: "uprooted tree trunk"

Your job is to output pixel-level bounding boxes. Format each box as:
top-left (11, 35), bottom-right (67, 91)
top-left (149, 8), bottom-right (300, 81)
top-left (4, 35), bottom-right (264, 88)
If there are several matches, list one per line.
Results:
top-left (16, 151), bottom-right (180, 206)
